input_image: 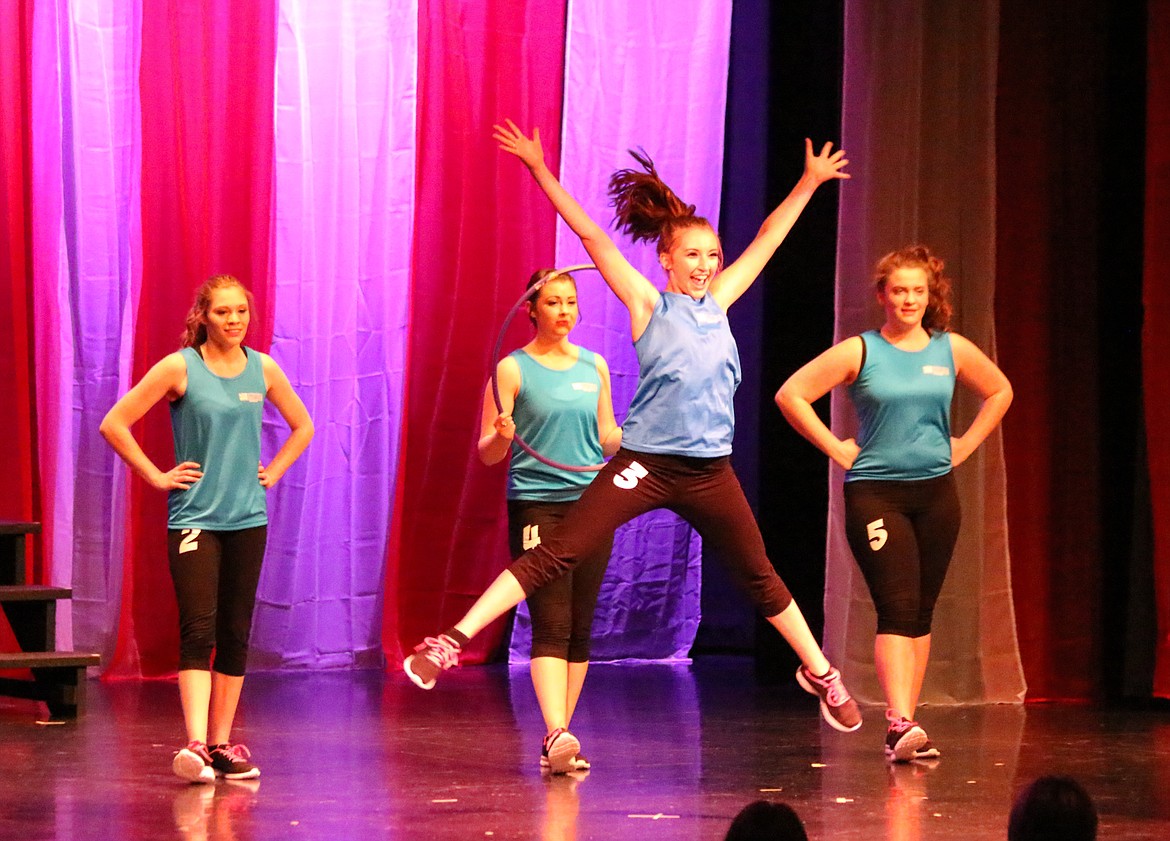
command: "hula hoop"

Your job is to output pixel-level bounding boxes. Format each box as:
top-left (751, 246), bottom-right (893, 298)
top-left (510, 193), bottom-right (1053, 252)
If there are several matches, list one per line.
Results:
top-left (491, 264), bottom-right (609, 473)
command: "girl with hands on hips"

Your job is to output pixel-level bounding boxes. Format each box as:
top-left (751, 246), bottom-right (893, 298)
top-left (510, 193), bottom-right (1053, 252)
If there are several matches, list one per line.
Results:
top-left (100, 273), bottom-right (312, 784)
top-left (776, 245), bottom-right (1011, 763)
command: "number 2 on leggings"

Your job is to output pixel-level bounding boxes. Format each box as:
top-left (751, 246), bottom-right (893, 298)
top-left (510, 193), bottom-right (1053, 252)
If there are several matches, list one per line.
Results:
top-left (866, 518), bottom-right (888, 551)
top-left (613, 461), bottom-right (649, 490)
top-left (179, 528), bottom-right (202, 555)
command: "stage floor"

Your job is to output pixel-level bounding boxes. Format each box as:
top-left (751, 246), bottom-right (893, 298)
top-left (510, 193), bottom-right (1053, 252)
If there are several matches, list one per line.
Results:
top-left (0, 656), bottom-right (1166, 840)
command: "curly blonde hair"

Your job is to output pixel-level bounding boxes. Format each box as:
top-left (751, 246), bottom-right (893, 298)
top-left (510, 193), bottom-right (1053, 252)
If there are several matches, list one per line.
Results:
top-left (180, 274), bottom-right (255, 348)
top-left (873, 245), bottom-right (953, 333)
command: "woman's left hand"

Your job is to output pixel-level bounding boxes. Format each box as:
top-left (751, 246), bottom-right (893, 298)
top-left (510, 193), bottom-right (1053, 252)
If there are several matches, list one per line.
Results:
top-left (259, 460), bottom-right (273, 488)
top-left (804, 138), bottom-right (850, 185)
top-left (951, 437), bottom-right (971, 468)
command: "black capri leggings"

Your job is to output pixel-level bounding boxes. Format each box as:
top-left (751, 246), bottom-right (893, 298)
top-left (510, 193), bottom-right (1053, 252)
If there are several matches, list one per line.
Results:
top-left (508, 449), bottom-right (793, 618)
top-left (843, 472), bottom-right (961, 638)
top-left (168, 525), bottom-right (267, 676)
top-left (508, 500), bottom-right (611, 662)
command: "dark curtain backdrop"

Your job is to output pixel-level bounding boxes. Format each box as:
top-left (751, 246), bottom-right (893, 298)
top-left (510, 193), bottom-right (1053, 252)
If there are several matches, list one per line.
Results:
top-left (996, 0), bottom-right (1153, 700)
top-left (1143, 0), bottom-right (1170, 698)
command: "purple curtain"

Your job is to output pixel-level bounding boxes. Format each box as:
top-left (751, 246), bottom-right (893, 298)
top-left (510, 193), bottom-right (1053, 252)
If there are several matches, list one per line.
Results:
top-left (250, 0), bottom-right (416, 669)
top-left (510, 0), bottom-right (733, 662)
top-left (30, 0), bottom-right (142, 662)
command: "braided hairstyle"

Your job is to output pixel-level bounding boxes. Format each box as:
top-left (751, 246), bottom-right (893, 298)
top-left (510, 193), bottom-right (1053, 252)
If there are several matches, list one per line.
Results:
top-left (180, 274), bottom-right (255, 348)
top-left (608, 149), bottom-right (721, 268)
top-left (873, 245), bottom-right (954, 333)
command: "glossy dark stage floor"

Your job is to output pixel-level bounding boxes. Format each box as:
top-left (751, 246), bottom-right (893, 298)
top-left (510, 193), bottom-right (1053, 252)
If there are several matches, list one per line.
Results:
top-left (1, 657), bottom-right (1167, 840)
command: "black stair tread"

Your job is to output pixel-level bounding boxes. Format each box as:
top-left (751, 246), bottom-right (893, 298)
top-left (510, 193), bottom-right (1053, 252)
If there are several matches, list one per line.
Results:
top-left (0, 585), bottom-right (72, 601)
top-left (0, 521), bottom-right (41, 536)
top-left (0, 652), bottom-right (101, 669)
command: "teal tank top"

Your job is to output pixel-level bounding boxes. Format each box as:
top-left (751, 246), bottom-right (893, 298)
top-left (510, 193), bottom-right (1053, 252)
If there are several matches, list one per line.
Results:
top-left (167, 346), bottom-right (268, 529)
top-left (507, 347), bottom-right (605, 502)
top-left (621, 293), bottom-right (740, 457)
top-left (846, 330), bottom-right (956, 481)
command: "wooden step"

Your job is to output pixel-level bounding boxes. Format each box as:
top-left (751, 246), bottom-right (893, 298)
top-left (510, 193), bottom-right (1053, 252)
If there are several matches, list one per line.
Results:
top-left (0, 651), bottom-right (101, 670)
top-left (0, 651), bottom-right (101, 719)
top-left (0, 585), bottom-right (72, 602)
top-left (0, 520), bottom-right (39, 585)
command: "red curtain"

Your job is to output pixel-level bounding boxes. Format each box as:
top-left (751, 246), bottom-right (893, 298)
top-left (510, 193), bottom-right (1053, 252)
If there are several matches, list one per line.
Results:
top-left (110, 0), bottom-right (276, 677)
top-left (394, 0), bottom-right (568, 663)
top-left (1145, 0), bottom-right (1170, 699)
top-left (0, 1), bottom-right (37, 530)
top-left (996, 0), bottom-right (1112, 700)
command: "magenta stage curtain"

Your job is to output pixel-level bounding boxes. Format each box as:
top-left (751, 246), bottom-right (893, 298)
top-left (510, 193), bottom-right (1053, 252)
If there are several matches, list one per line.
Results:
top-left (0, 2), bottom-right (36, 532)
top-left (395, 0), bottom-right (569, 664)
top-left (112, 0), bottom-right (276, 677)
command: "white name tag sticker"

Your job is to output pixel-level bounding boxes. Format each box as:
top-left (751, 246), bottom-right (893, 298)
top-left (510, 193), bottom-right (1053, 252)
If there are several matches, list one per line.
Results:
top-left (571, 382), bottom-right (599, 393)
top-left (922, 365), bottom-right (950, 377)
top-left (238, 392), bottom-right (264, 403)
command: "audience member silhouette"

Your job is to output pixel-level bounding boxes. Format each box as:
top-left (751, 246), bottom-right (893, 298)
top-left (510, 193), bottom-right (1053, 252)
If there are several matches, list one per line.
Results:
top-left (725, 800), bottom-right (810, 841)
top-left (1008, 775), bottom-right (1098, 841)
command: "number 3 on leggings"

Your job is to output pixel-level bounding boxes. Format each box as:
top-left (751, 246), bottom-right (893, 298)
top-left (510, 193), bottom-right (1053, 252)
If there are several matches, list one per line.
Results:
top-left (613, 461), bottom-right (649, 490)
top-left (866, 518), bottom-right (888, 551)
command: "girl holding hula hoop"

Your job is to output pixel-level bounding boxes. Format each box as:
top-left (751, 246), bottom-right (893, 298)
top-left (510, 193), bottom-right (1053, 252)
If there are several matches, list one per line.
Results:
top-left (406, 120), bottom-right (861, 736)
top-left (480, 268), bottom-right (621, 773)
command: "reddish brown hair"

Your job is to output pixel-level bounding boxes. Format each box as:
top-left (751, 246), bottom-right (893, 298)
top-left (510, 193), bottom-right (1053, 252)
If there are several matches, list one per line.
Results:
top-left (873, 245), bottom-right (953, 333)
top-left (608, 149), bottom-right (720, 266)
top-left (181, 274), bottom-right (255, 348)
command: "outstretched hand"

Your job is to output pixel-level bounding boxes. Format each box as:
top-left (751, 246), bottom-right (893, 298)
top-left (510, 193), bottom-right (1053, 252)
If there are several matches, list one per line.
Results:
top-left (804, 138), bottom-right (850, 185)
top-left (493, 119), bottom-right (545, 170)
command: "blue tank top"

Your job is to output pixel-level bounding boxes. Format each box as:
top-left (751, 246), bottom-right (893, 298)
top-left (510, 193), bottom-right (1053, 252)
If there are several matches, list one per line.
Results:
top-left (846, 330), bottom-right (955, 481)
top-left (507, 348), bottom-right (605, 502)
top-left (621, 292), bottom-right (741, 457)
top-left (168, 346), bottom-right (268, 529)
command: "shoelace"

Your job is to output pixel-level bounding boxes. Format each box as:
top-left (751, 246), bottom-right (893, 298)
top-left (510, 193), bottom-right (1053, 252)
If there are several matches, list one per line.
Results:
top-left (183, 740), bottom-right (212, 762)
top-left (215, 743), bottom-right (252, 762)
top-left (818, 671), bottom-right (851, 706)
top-left (420, 635), bottom-right (460, 670)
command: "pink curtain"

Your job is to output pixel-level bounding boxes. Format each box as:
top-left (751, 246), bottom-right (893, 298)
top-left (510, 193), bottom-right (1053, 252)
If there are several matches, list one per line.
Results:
top-left (395, 0), bottom-right (568, 663)
top-left (112, 0), bottom-right (276, 677)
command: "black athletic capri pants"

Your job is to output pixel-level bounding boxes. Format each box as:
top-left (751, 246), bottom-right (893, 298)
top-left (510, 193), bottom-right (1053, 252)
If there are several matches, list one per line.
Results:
top-left (508, 449), bottom-right (792, 617)
top-left (168, 525), bottom-right (267, 676)
top-left (843, 472), bottom-right (961, 638)
top-left (507, 500), bottom-right (612, 662)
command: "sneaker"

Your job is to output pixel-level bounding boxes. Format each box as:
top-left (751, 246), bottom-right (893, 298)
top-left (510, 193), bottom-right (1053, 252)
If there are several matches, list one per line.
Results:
top-left (209, 743), bottom-right (261, 780)
top-left (403, 634), bottom-right (462, 690)
top-left (914, 739), bottom-right (941, 760)
top-left (172, 740), bottom-right (215, 784)
top-left (884, 715), bottom-right (928, 762)
top-left (540, 728), bottom-right (582, 775)
top-left (795, 665), bottom-right (862, 732)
